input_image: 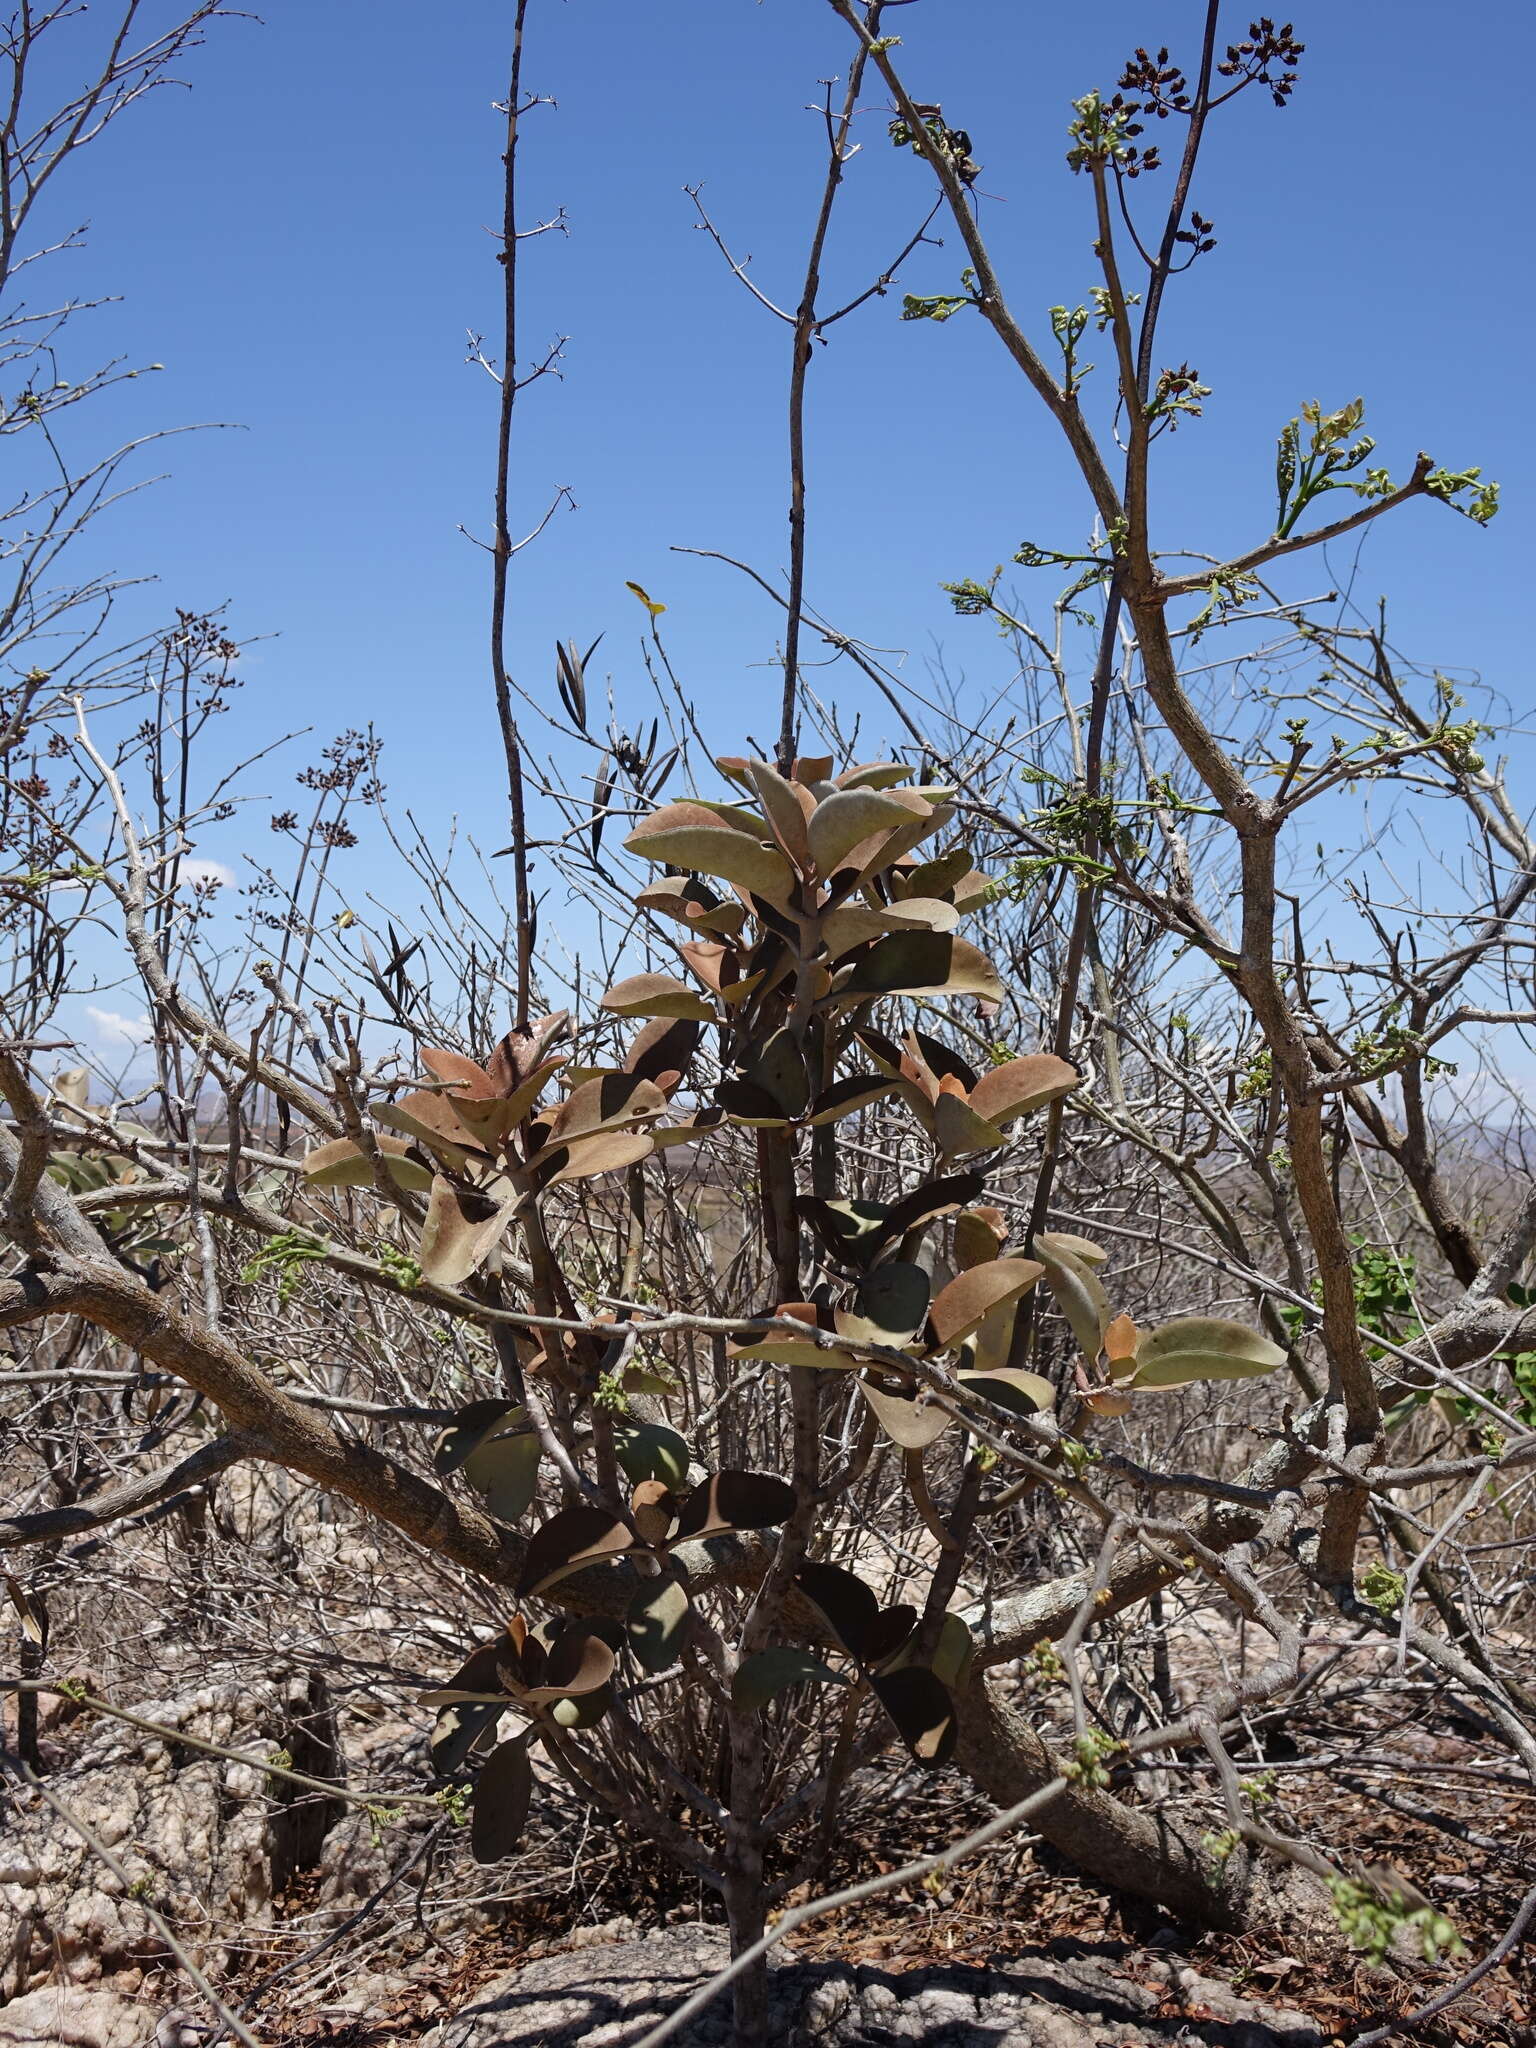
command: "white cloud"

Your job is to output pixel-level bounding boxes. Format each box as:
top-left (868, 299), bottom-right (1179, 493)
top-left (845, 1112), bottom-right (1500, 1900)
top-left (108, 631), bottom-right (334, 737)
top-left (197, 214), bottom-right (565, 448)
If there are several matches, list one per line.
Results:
top-left (179, 857), bottom-right (236, 890)
top-left (86, 1006), bottom-right (153, 1047)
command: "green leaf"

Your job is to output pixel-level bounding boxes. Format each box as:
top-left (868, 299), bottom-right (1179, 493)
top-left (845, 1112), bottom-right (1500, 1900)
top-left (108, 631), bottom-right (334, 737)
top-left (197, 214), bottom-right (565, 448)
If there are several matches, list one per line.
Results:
top-left (835, 1261), bottom-right (931, 1349)
top-left (932, 1092), bottom-right (1007, 1160)
top-left (430, 1700), bottom-right (503, 1778)
top-left (1131, 1317), bottom-right (1287, 1389)
top-left (302, 1135), bottom-right (434, 1194)
top-left (795, 1559), bottom-right (880, 1658)
top-left (956, 1367), bottom-right (1056, 1417)
top-left (840, 932), bottom-right (1004, 1004)
top-left (626, 1576), bottom-right (690, 1673)
top-left (871, 1667), bottom-right (956, 1766)
top-left (462, 1418), bottom-right (542, 1523)
top-left (808, 788), bottom-right (928, 874)
top-left (1034, 1236), bottom-right (1110, 1363)
top-left (671, 1470), bottom-right (796, 1543)
top-left (471, 1735), bottom-right (533, 1862)
top-left (614, 1422), bottom-right (691, 1490)
top-left (731, 1646), bottom-right (845, 1711)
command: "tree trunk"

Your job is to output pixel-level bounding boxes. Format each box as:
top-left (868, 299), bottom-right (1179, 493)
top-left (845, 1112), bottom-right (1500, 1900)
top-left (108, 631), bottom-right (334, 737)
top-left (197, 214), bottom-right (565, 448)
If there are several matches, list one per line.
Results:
top-left (954, 1672), bottom-right (1329, 1937)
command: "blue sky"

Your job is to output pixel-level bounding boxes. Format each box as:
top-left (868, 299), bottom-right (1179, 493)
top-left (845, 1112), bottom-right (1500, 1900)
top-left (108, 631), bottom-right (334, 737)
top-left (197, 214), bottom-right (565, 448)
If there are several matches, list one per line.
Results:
top-left (37, 0), bottom-right (1534, 1041)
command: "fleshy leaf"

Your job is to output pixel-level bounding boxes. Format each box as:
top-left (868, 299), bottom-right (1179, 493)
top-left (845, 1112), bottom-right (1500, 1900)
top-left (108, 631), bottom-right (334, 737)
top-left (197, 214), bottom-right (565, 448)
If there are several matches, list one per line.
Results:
top-left (956, 1367), bottom-right (1056, 1418)
top-left (421, 1047), bottom-right (495, 1099)
top-left (518, 1505), bottom-right (638, 1597)
top-left (884, 1172), bottom-right (986, 1239)
top-left (731, 1646), bottom-right (845, 1711)
top-left (626, 1576), bottom-right (691, 1674)
top-left (614, 1421), bottom-right (691, 1490)
top-left (519, 1628), bottom-right (616, 1703)
top-left (430, 1700), bottom-right (503, 1778)
top-left (302, 1135), bottom-right (434, 1194)
top-left (871, 1667), bottom-right (956, 1766)
top-left (808, 787), bottom-right (928, 874)
top-left (820, 898), bottom-right (957, 959)
top-left (548, 1073), bottom-right (668, 1141)
top-left (952, 1209), bottom-right (1006, 1269)
top-left (744, 759), bottom-right (813, 863)
top-left (470, 1735), bottom-right (533, 1862)
top-left (885, 1611), bottom-right (974, 1691)
top-left (801, 1197), bottom-right (892, 1263)
top-left (541, 1128), bottom-right (654, 1184)
top-left (805, 1074), bottom-right (895, 1125)
top-left (1104, 1312), bottom-right (1140, 1384)
top-left (600, 974), bottom-right (715, 1022)
top-left (1130, 1317), bottom-right (1287, 1389)
top-left (743, 1027), bottom-right (811, 1119)
top-left (623, 805), bottom-right (794, 899)
top-left (1036, 1230), bottom-right (1109, 1268)
top-left (898, 848), bottom-right (975, 898)
top-left (461, 1415), bottom-right (542, 1523)
top-left (794, 1558), bottom-right (880, 1659)
top-left (861, 1604), bottom-right (919, 1671)
top-left (715, 1078), bottom-right (792, 1128)
top-left (1035, 1238), bottom-right (1111, 1363)
top-left (839, 932), bottom-right (1004, 1003)
top-left (835, 1261), bottom-right (930, 1349)
top-left (434, 1400), bottom-right (521, 1477)
top-left (417, 1638), bottom-right (514, 1709)
top-left (670, 1470), bottom-right (796, 1543)
top-left (835, 761), bottom-right (910, 790)
top-left (624, 1017), bottom-right (702, 1089)
top-left (932, 1091), bottom-right (1007, 1160)
top-left (372, 1091), bottom-right (487, 1171)
top-left (547, 1686), bottom-right (611, 1729)
top-left (966, 1054), bottom-right (1079, 1128)
top-left (929, 1259), bottom-right (1044, 1349)
top-left (418, 1178), bottom-right (515, 1288)
top-left (858, 1376), bottom-right (952, 1449)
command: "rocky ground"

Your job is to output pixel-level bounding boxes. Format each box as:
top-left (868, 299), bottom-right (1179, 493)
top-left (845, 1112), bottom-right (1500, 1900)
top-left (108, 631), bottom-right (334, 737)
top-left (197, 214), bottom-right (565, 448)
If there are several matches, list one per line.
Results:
top-left (2, 1661), bottom-right (1531, 2047)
